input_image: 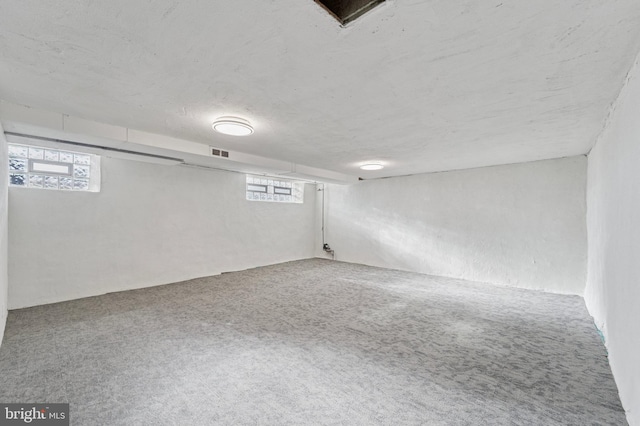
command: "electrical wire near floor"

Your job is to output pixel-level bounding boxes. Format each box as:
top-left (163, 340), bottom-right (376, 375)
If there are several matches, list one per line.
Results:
top-left (319, 184), bottom-right (335, 260)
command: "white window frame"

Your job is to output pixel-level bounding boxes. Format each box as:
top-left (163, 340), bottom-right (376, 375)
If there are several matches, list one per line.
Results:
top-left (246, 175), bottom-right (303, 203)
top-left (7, 143), bottom-right (101, 192)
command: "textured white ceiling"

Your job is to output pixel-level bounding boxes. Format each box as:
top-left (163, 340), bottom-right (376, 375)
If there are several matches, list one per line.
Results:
top-left (1, 0), bottom-right (640, 178)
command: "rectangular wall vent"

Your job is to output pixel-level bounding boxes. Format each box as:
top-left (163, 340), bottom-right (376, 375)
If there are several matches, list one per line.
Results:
top-left (211, 147), bottom-right (230, 158)
top-left (314, 0), bottom-right (385, 25)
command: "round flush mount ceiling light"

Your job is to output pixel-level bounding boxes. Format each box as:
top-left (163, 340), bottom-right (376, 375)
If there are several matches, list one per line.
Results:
top-left (212, 117), bottom-right (254, 136)
top-left (360, 162), bottom-right (384, 171)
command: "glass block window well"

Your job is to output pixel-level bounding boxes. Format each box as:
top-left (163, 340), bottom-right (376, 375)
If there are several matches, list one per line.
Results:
top-left (8, 143), bottom-right (101, 192)
top-left (246, 175), bottom-right (303, 203)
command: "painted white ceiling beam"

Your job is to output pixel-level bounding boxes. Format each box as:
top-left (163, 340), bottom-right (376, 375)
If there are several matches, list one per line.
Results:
top-left (0, 100), bottom-right (358, 184)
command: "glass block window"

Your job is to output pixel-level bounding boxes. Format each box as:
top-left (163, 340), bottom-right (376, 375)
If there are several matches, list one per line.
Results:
top-left (246, 175), bottom-right (303, 203)
top-left (8, 143), bottom-right (100, 192)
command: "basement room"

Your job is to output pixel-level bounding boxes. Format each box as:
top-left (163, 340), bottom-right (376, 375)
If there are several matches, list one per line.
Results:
top-left (0, 0), bottom-right (639, 425)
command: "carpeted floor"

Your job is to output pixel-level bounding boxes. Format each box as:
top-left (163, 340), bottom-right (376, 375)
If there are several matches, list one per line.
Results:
top-left (0, 259), bottom-right (626, 425)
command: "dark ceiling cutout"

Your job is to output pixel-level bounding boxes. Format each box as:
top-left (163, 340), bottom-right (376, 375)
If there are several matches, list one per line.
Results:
top-left (315, 0), bottom-right (386, 25)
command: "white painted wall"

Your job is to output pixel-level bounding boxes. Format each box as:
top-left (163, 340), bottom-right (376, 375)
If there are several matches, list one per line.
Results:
top-left (586, 54), bottom-right (640, 425)
top-left (8, 158), bottom-right (316, 309)
top-left (0, 124), bottom-right (8, 346)
top-left (318, 157), bottom-right (587, 294)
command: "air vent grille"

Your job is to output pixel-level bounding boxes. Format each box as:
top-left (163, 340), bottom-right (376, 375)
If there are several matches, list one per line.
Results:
top-left (211, 147), bottom-right (230, 158)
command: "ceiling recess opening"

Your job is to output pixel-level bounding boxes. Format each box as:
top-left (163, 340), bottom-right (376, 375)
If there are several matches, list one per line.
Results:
top-left (315, 0), bottom-right (386, 25)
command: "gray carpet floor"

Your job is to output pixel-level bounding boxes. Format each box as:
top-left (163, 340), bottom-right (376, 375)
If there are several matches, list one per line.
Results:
top-left (0, 259), bottom-right (626, 425)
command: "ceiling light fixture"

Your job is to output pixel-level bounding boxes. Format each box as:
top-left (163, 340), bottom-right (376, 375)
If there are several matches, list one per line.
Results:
top-left (212, 117), bottom-right (254, 136)
top-left (360, 162), bottom-right (384, 171)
